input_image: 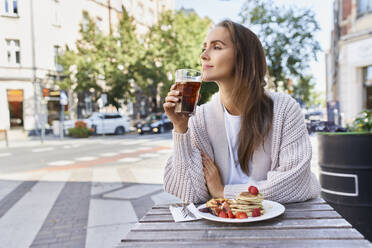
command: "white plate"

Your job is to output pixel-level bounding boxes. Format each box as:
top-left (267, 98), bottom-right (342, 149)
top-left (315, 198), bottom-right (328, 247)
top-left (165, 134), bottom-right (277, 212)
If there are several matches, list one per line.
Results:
top-left (196, 200), bottom-right (285, 223)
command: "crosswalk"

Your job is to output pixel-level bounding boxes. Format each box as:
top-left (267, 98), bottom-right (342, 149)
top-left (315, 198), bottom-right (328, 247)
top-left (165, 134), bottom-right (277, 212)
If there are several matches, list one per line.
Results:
top-left (0, 137), bottom-right (180, 248)
top-left (0, 172), bottom-right (69, 248)
top-left (0, 168), bottom-right (179, 247)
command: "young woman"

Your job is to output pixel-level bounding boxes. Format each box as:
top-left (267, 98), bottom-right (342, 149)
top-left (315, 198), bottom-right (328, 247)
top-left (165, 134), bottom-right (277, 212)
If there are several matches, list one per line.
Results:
top-left (163, 20), bottom-right (320, 204)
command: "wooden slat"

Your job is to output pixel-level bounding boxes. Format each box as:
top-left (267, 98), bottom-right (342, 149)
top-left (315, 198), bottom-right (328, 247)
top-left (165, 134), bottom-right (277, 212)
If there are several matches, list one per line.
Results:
top-left (283, 210), bottom-right (341, 219)
top-left (286, 198), bottom-right (326, 205)
top-left (132, 218), bottom-right (352, 231)
top-left (123, 228), bottom-right (364, 241)
top-left (139, 210), bottom-right (342, 223)
top-left (147, 208), bottom-right (172, 215)
top-left (117, 239), bottom-right (372, 248)
top-left (285, 204), bottom-right (333, 211)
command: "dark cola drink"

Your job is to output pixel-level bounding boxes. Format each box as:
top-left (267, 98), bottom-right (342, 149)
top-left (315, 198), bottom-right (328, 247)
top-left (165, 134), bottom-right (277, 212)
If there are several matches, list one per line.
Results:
top-left (174, 81), bottom-right (201, 115)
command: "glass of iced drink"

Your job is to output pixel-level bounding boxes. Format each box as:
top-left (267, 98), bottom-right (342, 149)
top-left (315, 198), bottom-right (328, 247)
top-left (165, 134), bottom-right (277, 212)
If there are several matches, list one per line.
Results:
top-left (174, 69), bottom-right (202, 116)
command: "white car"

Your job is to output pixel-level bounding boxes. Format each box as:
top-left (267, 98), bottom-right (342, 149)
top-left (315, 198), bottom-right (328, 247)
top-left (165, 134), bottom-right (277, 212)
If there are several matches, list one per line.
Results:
top-left (84, 112), bottom-right (131, 135)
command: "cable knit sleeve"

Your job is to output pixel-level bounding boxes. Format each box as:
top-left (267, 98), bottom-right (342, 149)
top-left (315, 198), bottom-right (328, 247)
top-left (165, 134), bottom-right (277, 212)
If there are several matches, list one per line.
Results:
top-left (256, 97), bottom-right (321, 203)
top-left (163, 106), bottom-right (213, 203)
top-left (224, 95), bottom-right (320, 202)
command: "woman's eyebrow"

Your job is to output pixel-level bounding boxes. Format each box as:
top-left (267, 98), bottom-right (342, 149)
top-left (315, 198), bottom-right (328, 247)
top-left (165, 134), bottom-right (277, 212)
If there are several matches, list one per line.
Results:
top-left (203, 40), bottom-right (227, 47)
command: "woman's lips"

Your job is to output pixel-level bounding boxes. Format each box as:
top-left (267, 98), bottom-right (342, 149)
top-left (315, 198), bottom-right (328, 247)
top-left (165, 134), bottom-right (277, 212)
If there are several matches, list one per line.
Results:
top-left (202, 65), bottom-right (213, 70)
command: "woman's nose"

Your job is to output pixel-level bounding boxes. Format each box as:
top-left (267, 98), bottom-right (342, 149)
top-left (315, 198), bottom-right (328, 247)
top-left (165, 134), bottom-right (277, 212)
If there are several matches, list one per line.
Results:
top-left (200, 49), bottom-right (209, 61)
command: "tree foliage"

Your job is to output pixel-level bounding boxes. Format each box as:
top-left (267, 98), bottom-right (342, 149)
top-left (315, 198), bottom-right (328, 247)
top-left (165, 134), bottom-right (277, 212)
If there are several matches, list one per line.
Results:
top-left (58, 8), bottom-right (142, 108)
top-left (292, 75), bottom-right (324, 108)
top-left (143, 10), bottom-right (215, 104)
top-left (58, 8), bottom-right (215, 110)
top-left (239, 0), bottom-right (321, 93)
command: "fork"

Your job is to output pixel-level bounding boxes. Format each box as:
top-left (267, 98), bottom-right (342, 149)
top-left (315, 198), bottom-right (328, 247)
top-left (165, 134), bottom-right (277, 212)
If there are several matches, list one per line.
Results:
top-left (181, 206), bottom-right (196, 219)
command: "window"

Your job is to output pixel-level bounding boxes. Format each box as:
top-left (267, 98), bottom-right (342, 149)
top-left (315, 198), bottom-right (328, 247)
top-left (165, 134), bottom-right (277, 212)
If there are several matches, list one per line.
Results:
top-left (137, 3), bottom-right (144, 17)
top-left (54, 45), bottom-right (63, 72)
top-left (6, 39), bottom-right (21, 65)
top-left (52, 0), bottom-right (61, 26)
top-left (363, 65), bottom-right (372, 109)
top-left (82, 13), bottom-right (89, 31)
top-left (96, 16), bottom-right (103, 32)
top-left (3, 0), bottom-right (18, 15)
top-left (358, 0), bottom-right (372, 15)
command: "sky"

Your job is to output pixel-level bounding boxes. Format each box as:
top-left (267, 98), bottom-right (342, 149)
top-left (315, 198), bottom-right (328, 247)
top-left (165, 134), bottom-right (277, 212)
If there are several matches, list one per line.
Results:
top-left (175, 0), bottom-right (333, 92)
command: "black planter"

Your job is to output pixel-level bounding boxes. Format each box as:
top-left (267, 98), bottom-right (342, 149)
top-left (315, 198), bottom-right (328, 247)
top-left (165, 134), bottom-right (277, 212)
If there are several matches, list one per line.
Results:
top-left (318, 133), bottom-right (372, 241)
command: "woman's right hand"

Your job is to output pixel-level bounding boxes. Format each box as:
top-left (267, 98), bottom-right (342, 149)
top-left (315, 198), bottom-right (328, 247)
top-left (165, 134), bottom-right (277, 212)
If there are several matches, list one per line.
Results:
top-left (163, 84), bottom-right (189, 133)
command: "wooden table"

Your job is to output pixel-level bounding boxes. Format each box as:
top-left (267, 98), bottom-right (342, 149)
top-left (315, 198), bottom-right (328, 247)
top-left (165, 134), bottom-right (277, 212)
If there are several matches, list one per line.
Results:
top-left (118, 198), bottom-right (372, 248)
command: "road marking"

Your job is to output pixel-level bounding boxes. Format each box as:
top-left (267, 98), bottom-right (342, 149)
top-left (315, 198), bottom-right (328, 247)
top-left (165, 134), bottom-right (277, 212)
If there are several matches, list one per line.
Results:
top-left (157, 149), bottom-right (173, 154)
top-left (105, 184), bottom-right (162, 199)
top-left (118, 157), bottom-right (141, 163)
top-left (0, 172), bottom-right (69, 248)
top-left (0, 181), bottom-right (22, 202)
top-left (139, 153), bottom-right (160, 158)
top-left (91, 168), bottom-right (122, 193)
top-left (100, 152), bottom-right (119, 157)
top-left (99, 140), bottom-right (122, 145)
top-left (63, 145), bottom-right (71, 149)
top-left (32, 147), bottom-right (54, 153)
top-left (120, 140), bottom-right (149, 145)
top-left (86, 200), bottom-right (137, 247)
top-left (86, 168), bottom-right (137, 247)
top-left (0, 152), bottom-right (11, 157)
top-left (48, 160), bottom-right (75, 166)
top-left (120, 149), bottom-right (139, 154)
top-left (71, 144), bottom-right (81, 148)
top-left (75, 156), bottom-right (98, 161)
top-left (27, 146), bottom-right (170, 173)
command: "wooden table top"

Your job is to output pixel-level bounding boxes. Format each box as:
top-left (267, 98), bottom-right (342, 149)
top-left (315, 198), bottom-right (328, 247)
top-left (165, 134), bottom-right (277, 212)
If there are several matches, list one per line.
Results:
top-left (118, 198), bottom-right (372, 248)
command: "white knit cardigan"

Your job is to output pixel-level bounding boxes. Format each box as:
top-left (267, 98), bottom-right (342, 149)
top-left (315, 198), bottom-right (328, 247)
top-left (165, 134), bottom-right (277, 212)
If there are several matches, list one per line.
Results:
top-left (163, 91), bottom-right (321, 204)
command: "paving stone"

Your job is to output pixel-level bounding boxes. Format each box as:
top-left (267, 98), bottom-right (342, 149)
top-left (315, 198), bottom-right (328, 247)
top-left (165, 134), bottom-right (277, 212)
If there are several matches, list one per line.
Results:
top-left (151, 191), bottom-right (182, 205)
top-left (0, 181), bottom-right (38, 218)
top-left (104, 184), bottom-right (163, 200)
top-left (30, 181), bottom-right (91, 247)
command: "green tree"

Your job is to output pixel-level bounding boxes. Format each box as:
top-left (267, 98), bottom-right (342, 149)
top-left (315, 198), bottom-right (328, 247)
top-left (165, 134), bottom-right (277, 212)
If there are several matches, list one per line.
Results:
top-left (58, 11), bottom-right (105, 101)
top-left (239, 0), bottom-right (321, 92)
top-left (292, 75), bottom-right (323, 107)
top-left (143, 10), bottom-right (216, 106)
top-left (101, 7), bottom-right (142, 108)
top-left (58, 8), bottom-right (141, 109)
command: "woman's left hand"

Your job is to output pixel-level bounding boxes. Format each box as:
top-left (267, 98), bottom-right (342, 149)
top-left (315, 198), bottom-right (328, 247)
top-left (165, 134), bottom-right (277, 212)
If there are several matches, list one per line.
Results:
top-left (202, 152), bottom-right (224, 198)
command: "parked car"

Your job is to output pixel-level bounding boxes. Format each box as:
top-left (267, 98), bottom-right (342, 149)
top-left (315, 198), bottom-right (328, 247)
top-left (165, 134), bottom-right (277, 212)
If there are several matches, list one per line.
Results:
top-left (136, 113), bottom-right (173, 134)
top-left (85, 112), bottom-right (131, 135)
top-left (306, 120), bottom-right (348, 135)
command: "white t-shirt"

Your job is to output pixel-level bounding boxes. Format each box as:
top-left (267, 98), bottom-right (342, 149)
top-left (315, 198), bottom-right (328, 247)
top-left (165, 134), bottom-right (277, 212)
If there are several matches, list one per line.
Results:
top-left (223, 106), bottom-right (254, 185)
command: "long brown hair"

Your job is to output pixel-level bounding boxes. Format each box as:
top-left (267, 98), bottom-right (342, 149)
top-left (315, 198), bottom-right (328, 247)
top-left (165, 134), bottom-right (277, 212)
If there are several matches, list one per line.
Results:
top-left (217, 20), bottom-right (273, 175)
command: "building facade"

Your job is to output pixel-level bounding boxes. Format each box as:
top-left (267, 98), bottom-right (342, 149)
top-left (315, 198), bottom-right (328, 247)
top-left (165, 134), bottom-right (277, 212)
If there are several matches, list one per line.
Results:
top-left (326, 0), bottom-right (372, 124)
top-left (0, 0), bottom-right (174, 131)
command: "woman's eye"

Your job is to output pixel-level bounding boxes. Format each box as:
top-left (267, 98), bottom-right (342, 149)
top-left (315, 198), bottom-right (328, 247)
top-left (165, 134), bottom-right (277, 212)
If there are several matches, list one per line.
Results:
top-left (214, 45), bottom-right (221, 50)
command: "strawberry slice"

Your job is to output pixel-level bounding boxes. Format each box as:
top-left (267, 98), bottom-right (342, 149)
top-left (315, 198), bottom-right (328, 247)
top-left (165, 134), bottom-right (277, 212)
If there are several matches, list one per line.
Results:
top-left (235, 212), bottom-right (248, 219)
top-left (248, 186), bottom-right (259, 195)
top-left (227, 210), bottom-right (235, 218)
top-left (252, 208), bottom-right (261, 217)
top-left (218, 210), bottom-right (228, 218)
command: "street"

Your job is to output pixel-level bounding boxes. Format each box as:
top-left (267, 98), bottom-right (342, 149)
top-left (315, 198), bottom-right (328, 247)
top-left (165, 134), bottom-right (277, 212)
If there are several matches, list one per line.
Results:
top-left (0, 133), bottom-right (180, 248)
top-left (0, 133), bottom-right (320, 248)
